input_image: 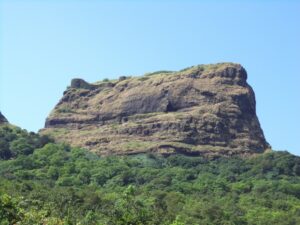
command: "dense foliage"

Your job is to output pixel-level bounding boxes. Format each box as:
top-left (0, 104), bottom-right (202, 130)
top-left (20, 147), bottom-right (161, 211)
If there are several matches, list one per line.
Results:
top-left (0, 125), bottom-right (52, 160)
top-left (0, 125), bottom-right (300, 224)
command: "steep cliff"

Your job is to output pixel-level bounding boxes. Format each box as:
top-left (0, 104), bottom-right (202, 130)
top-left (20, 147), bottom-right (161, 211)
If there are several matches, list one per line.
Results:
top-left (41, 63), bottom-right (270, 156)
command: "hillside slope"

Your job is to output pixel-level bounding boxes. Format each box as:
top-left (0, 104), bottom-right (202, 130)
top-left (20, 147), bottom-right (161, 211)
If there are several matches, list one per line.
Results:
top-left (1, 111), bottom-right (299, 225)
top-left (42, 63), bottom-right (270, 156)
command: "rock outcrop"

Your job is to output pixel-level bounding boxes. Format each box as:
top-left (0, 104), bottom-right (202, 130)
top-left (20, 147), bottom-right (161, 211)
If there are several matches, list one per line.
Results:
top-left (41, 63), bottom-right (270, 156)
top-left (0, 112), bottom-right (8, 124)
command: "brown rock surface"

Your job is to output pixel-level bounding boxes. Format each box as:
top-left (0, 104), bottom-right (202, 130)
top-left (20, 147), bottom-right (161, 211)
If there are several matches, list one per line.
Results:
top-left (41, 63), bottom-right (270, 156)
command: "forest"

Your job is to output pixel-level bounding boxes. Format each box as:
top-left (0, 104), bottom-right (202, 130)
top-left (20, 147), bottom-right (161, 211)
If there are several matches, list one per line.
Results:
top-left (1, 124), bottom-right (300, 225)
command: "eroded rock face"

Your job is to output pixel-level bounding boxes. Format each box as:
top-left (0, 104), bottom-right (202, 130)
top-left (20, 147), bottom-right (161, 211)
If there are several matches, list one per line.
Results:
top-left (0, 112), bottom-right (8, 124)
top-left (41, 63), bottom-right (270, 156)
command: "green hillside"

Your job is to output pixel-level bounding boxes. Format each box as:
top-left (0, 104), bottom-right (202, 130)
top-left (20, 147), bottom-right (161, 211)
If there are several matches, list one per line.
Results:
top-left (0, 125), bottom-right (300, 225)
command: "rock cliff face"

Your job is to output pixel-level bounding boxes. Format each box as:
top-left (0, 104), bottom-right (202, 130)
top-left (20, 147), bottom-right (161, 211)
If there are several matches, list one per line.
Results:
top-left (41, 63), bottom-right (270, 156)
top-left (0, 112), bottom-right (8, 124)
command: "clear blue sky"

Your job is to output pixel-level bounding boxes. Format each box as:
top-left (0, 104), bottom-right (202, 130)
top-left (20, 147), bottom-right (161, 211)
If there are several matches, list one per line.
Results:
top-left (0, 1), bottom-right (299, 155)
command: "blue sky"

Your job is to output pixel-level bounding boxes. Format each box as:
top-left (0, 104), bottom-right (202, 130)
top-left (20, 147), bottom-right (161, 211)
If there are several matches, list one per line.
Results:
top-left (0, 1), bottom-right (299, 155)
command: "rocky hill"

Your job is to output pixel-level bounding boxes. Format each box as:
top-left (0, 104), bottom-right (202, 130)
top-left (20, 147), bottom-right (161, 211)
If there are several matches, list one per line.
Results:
top-left (41, 63), bottom-right (270, 156)
top-left (0, 112), bottom-right (8, 124)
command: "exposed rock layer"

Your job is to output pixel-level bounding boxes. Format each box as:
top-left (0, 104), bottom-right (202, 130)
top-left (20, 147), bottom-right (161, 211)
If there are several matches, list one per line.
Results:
top-left (41, 63), bottom-right (270, 156)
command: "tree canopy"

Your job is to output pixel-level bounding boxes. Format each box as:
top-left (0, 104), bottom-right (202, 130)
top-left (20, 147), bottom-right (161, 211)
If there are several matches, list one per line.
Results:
top-left (0, 125), bottom-right (299, 224)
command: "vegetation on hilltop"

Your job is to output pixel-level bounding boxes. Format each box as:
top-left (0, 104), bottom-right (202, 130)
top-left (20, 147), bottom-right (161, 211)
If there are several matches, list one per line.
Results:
top-left (0, 125), bottom-right (300, 224)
